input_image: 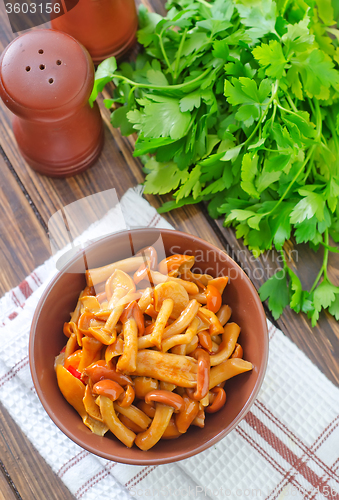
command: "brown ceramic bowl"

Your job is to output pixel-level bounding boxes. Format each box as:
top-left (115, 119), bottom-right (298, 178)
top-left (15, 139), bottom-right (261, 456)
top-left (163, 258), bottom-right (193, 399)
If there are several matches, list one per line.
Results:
top-left (29, 228), bottom-right (268, 465)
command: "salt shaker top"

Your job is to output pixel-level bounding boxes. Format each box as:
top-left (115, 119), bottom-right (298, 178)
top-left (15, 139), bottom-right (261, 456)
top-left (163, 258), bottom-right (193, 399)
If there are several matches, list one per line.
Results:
top-left (0, 29), bottom-right (94, 121)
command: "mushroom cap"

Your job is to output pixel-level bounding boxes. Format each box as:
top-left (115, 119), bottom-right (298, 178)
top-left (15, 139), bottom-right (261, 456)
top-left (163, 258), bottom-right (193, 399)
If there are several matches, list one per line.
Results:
top-left (105, 269), bottom-right (136, 303)
top-left (154, 281), bottom-right (189, 319)
top-left (158, 254), bottom-right (195, 276)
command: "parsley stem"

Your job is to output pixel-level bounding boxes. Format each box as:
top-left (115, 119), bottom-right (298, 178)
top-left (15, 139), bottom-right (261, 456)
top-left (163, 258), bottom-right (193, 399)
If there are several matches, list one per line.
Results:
top-left (280, 0), bottom-right (291, 15)
top-left (276, 103), bottom-right (310, 124)
top-left (262, 147), bottom-right (290, 153)
top-left (323, 229), bottom-right (329, 281)
top-left (308, 98), bottom-right (315, 115)
top-left (310, 230), bottom-right (329, 292)
top-left (310, 266), bottom-right (324, 294)
top-left (158, 30), bottom-right (175, 80)
top-left (271, 101), bottom-right (277, 125)
top-left (195, 0), bottom-right (212, 8)
top-left (319, 242), bottom-right (339, 254)
top-left (128, 86), bottom-right (136, 107)
top-left (279, 249), bottom-right (288, 270)
top-left (244, 80), bottom-right (279, 148)
top-left (330, 127), bottom-right (339, 155)
top-left (173, 28), bottom-right (188, 83)
top-left (268, 144), bottom-right (316, 215)
top-left (303, 156), bottom-right (314, 182)
top-left (303, 99), bottom-right (322, 182)
top-left (286, 94), bottom-right (298, 113)
top-left (314, 99), bottom-right (322, 141)
top-left (111, 67), bottom-right (213, 91)
top-left (327, 113), bottom-right (339, 160)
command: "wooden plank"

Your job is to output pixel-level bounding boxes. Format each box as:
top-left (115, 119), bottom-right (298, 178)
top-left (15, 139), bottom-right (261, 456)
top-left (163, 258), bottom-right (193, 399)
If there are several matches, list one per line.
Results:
top-left (0, 402), bottom-right (74, 500)
top-left (0, 152), bottom-right (50, 296)
top-left (136, 0), bottom-right (166, 14)
top-left (0, 460), bottom-right (18, 500)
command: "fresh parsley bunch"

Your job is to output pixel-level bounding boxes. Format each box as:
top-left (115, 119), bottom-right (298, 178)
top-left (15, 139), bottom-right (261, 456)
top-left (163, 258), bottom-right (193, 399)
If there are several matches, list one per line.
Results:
top-left (90, 0), bottom-right (339, 325)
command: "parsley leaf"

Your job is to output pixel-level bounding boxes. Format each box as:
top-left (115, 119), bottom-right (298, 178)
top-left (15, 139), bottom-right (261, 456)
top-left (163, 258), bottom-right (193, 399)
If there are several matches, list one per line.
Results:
top-left (236, 0), bottom-right (277, 42)
top-left (259, 270), bottom-right (290, 320)
top-left (241, 153), bottom-right (260, 198)
top-left (310, 280), bottom-right (339, 326)
top-left (128, 95), bottom-right (192, 140)
top-left (287, 268), bottom-right (303, 313)
top-left (253, 40), bottom-right (287, 79)
top-left (290, 191), bottom-right (325, 224)
top-left (329, 294), bottom-right (339, 321)
top-left (143, 158), bottom-right (189, 195)
top-left (281, 16), bottom-right (314, 54)
top-left (89, 57), bottom-right (117, 106)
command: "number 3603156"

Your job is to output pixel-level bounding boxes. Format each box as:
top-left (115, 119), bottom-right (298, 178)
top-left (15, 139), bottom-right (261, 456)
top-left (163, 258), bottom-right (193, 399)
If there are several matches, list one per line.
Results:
top-left (5, 3), bottom-right (61, 13)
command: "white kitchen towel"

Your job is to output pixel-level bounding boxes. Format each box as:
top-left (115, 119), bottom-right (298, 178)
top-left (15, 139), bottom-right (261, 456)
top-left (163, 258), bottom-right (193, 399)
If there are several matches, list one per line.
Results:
top-left (0, 187), bottom-right (338, 500)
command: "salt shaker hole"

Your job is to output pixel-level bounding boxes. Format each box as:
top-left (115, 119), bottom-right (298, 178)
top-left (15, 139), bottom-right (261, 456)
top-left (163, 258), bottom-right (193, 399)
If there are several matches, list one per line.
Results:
top-left (56, 60), bottom-right (62, 65)
top-left (39, 64), bottom-right (45, 70)
top-left (38, 49), bottom-right (44, 54)
top-left (49, 78), bottom-right (54, 84)
top-left (26, 66), bottom-right (31, 72)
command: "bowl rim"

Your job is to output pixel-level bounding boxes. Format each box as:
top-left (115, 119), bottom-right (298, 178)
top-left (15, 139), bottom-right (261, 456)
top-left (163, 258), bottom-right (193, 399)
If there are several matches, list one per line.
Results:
top-left (29, 227), bottom-right (269, 465)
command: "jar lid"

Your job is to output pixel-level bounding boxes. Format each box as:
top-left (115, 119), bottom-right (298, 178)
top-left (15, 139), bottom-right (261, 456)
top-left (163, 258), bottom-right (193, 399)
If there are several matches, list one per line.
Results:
top-left (0, 29), bottom-right (91, 112)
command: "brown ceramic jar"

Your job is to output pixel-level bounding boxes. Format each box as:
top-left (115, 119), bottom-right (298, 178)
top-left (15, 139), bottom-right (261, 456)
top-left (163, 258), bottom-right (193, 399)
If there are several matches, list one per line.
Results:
top-left (51, 0), bottom-right (138, 64)
top-left (0, 29), bottom-right (104, 177)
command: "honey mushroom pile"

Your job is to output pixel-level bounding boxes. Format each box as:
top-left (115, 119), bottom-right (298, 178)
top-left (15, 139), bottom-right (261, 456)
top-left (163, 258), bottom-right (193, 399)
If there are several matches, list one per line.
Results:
top-left (55, 248), bottom-right (253, 450)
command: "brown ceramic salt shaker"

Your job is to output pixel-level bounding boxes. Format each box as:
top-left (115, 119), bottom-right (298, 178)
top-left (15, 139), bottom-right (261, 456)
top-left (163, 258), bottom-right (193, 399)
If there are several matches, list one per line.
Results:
top-left (0, 29), bottom-right (104, 177)
top-left (51, 0), bottom-right (138, 64)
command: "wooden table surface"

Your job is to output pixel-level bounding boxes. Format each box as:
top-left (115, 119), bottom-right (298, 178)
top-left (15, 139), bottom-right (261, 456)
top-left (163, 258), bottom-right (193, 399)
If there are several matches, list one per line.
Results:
top-left (0, 1), bottom-right (338, 499)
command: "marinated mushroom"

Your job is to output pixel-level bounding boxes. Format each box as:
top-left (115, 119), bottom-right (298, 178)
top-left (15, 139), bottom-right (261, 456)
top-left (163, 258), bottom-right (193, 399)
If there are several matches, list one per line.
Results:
top-left (57, 250), bottom-right (254, 451)
top-left (105, 269), bottom-right (136, 305)
top-left (175, 394), bottom-right (200, 433)
top-left (154, 281), bottom-right (189, 319)
top-left (158, 254), bottom-right (195, 277)
top-left (205, 387), bottom-right (226, 413)
top-left (92, 379), bottom-right (124, 402)
top-left (135, 390), bottom-right (185, 450)
top-left (133, 246), bottom-right (157, 284)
